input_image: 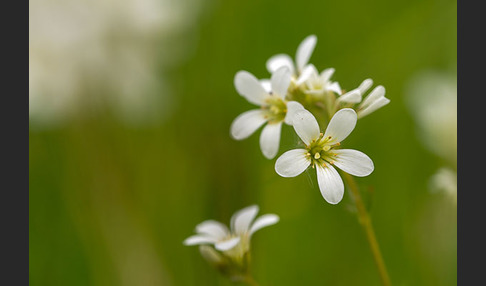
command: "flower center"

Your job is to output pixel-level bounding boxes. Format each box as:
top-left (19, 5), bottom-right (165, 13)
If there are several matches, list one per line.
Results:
top-left (262, 95), bottom-right (287, 124)
top-left (305, 133), bottom-right (340, 167)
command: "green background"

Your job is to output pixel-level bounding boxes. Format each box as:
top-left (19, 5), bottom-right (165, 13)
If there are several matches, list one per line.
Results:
top-left (29, 0), bottom-right (457, 285)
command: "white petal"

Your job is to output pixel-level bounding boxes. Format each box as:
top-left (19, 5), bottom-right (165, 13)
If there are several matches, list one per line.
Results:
top-left (296, 35), bottom-right (317, 72)
top-left (358, 78), bottom-right (373, 94)
top-left (360, 85), bottom-right (386, 108)
top-left (183, 235), bottom-right (218, 246)
top-left (333, 149), bottom-right (374, 177)
top-left (316, 164), bottom-right (344, 204)
top-left (266, 54), bottom-right (295, 74)
top-left (249, 214), bottom-right (280, 236)
top-left (358, 97), bottom-right (390, 119)
top-left (195, 220), bottom-right (230, 240)
top-left (320, 68), bottom-right (335, 82)
top-left (284, 101), bottom-right (305, 125)
top-left (230, 109), bottom-right (267, 140)
top-left (327, 82), bottom-right (342, 95)
top-left (323, 108), bottom-right (357, 144)
top-left (260, 79), bottom-right (272, 93)
top-left (231, 205), bottom-right (259, 235)
top-left (260, 122), bottom-right (282, 159)
top-left (275, 149), bottom-right (311, 177)
top-left (215, 237), bottom-right (241, 251)
top-left (271, 66), bottom-right (292, 97)
top-left (292, 109), bottom-right (321, 145)
top-left (337, 89), bottom-right (362, 104)
top-left (234, 71), bottom-right (268, 105)
top-left (295, 64), bottom-right (317, 85)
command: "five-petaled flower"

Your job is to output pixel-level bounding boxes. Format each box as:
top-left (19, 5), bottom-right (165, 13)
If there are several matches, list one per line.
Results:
top-left (230, 66), bottom-right (305, 159)
top-left (183, 205), bottom-right (279, 257)
top-left (275, 108), bottom-right (374, 204)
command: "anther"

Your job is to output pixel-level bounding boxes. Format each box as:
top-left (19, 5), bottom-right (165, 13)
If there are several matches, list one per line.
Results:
top-left (314, 153), bottom-right (321, 160)
top-left (323, 145), bottom-right (331, 152)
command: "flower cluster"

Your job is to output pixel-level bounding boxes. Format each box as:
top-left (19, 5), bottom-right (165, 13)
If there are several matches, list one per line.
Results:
top-left (184, 35), bottom-right (391, 283)
top-left (184, 205), bottom-right (279, 281)
top-left (231, 35), bottom-right (390, 204)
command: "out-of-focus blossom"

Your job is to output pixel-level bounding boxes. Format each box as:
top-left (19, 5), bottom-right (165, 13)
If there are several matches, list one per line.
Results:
top-left (406, 69), bottom-right (457, 201)
top-left (406, 70), bottom-right (457, 164)
top-left (29, 0), bottom-right (206, 128)
top-left (429, 167), bottom-right (457, 203)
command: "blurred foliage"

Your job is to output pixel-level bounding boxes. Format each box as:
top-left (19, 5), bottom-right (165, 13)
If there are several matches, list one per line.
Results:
top-left (29, 0), bottom-right (456, 285)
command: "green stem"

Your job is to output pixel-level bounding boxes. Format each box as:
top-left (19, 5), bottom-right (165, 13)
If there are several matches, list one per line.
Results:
top-left (342, 172), bottom-right (392, 286)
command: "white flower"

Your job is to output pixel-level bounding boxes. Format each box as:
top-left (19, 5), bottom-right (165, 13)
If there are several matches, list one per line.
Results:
top-left (298, 64), bottom-right (342, 95)
top-left (428, 167), bottom-right (457, 204)
top-left (266, 34), bottom-right (317, 83)
top-left (183, 205), bottom-right (279, 255)
top-left (275, 108), bottom-right (374, 204)
top-left (230, 67), bottom-right (305, 159)
top-left (339, 79), bottom-right (390, 119)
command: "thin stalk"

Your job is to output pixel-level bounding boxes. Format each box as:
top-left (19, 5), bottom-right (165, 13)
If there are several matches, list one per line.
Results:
top-left (342, 172), bottom-right (392, 286)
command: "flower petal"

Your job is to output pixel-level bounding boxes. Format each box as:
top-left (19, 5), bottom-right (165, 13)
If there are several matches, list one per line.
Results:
top-left (333, 149), bottom-right (374, 177)
top-left (271, 66), bottom-right (292, 97)
top-left (260, 79), bottom-right (272, 93)
top-left (360, 85), bottom-right (386, 108)
top-left (266, 54), bottom-right (295, 74)
top-left (320, 68), bottom-right (335, 83)
top-left (234, 71), bottom-right (268, 105)
top-left (358, 96), bottom-right (390, 119)
top-left (230, 109), bottom-right (267, 140)
top-left (231, 205), bottom-right (259, 235)
top-left (195, 220), bottom-right (230, 240)
top-left (323, 108), bottom-right (357, 143)
top-left (275, 149), bottom-right (311, 177)
top-left (183, 235), bottom-right (218, 246)
top-left (296, 35), bottom-right (317, 72)
top-left (358, 78), bottom-right (373, 94)
top-left (327, 82), bottom-right (342, 95)
top-left (249, 214), bottom-right (280, 236)
top-left (337, 89), bottom-right (362, 104)
top-left (260, 122), bottom-right (282, 159)
top-left (316, 164), bottom-right (344, 204)
top-left (215, 237), bottom-right (241, 251)
top-left (295, 64), bottom-right (317, 85)
top-left (292, 109), bottom-right (321, 145)
top-left (284, 101), bottom-right (305, 125)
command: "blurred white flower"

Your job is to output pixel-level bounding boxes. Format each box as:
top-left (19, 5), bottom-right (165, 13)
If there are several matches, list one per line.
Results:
top-left (230, 67), bottom-right (305, 159)
top-left (406, 69), bottom-right (457, 201)
top-left (29, 0), bottom-right (206, 128)
top-left (266, 34), bottom-right (317, 83)
top-left (406, 70), bottom-right (457, 164)
top-left (184, 205), bottom-right (279, 256)
top-left (275, 108), bottom-right (374, 204)
top-left (429, 167), bottom-right (457, 203)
